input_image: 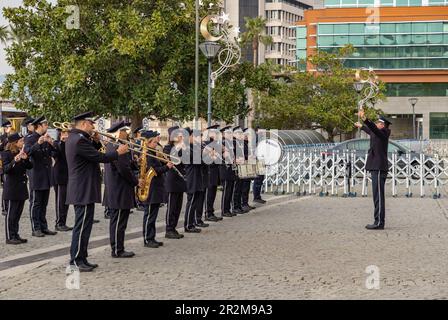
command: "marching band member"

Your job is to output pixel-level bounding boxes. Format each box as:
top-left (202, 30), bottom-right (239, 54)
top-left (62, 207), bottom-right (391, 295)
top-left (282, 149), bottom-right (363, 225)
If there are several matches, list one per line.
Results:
top-left (203, 125), bottom-right (223, 222)
top-left (141, 130), bottom-right (174, 248)
top-left (104, 121), bottom-right (138, 258)
top-left (232, 126), bottom-right (246, 214)
top-left (66, 111), bottom-right (128, 272)
top-left (184, 128), bottom-right (204, 232)
top-left (193, 130), bottom-right (210, 229)
top-left (22, 117), bottom-right (36, 218)
top-left (253, 127), bottom-right (266, 204)
top-left (25, 116), bottom-right (57, 237)
top-left (1, 120), bottom-right (13, 216)
top-left (219, 126), bottom-right (237, 218)
top-left (240, 128), bottom-right (256, 212)
top-left (51, 127), bottom-right (72, 232)
top-left (3, 133), bottom-right (32, 244)
top-left (163, 126), bottom-right (186, 239)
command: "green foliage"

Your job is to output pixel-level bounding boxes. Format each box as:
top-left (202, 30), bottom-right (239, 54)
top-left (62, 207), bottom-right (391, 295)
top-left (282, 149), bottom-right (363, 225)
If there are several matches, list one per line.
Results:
top-left (240, 16), bottom-right (272, 66)
top-left (1, 0), bottom-right (269, 126)
top-left (258, 46), bottom-right (387, 141)
top-left (0, 25), bottom-right (8, 45)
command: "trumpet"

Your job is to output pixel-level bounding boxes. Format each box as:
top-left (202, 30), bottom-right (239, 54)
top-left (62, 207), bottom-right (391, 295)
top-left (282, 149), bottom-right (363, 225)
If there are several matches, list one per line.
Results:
top-left (94, 130), bottom-right (182, 166)
top-left (53, 121), bottom-right (72, 131)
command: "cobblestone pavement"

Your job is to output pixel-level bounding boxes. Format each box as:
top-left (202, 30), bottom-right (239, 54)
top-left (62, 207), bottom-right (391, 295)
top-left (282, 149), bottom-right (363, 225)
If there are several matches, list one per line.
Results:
top-left (1, 190), bottom-right (448, 299)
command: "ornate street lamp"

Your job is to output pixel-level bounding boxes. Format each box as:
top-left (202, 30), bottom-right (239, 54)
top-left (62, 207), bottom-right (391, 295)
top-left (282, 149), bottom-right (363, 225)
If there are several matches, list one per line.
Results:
top-left (408, 97), bottom-right (418, 140)
top-left (200, 41), bottom-right (222, 128)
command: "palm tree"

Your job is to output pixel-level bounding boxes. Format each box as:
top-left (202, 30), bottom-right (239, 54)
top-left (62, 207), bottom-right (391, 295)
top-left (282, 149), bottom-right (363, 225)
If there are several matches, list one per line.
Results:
top-left (0, 25), bottom-right (9, 45)
top-left (240, 17), bottom-right (272, 66)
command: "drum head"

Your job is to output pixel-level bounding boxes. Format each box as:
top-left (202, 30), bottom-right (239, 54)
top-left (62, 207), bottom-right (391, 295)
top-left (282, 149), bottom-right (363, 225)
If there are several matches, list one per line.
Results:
top-left (256, 139), bottom-right (282, 166)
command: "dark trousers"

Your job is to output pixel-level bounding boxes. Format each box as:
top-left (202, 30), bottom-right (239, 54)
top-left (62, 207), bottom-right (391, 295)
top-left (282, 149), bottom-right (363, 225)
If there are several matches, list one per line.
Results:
top-left (109, 209), bottom-right (130, 255)
top-left (233, 179), bottom-right (242, 211)
top-left (2, 199), bottom-right (8, 214)
top-left (166, 192), bottom-right (183, 232)
top-left (143, 204), bottom-right (159, 243)
top-left (54, 184), bottom-right (69, 227)
top-left (30, 189), bottom-right (50, 232)
top-left (221, 180), bottom-right (234, 214)
top-left (185, 192), bottom-right (201, 229)
top-left (195, 191), bottom-right (206, 224)
top-left (371, 170), bottom-right (387, 227)
top-left (5, 200), bottom-right (25, 240)
top-left (253, 175), bottom-right (264, 200)
top-left (241, 179), bottom-right (251, 206)
top-left (205, 185), bottom-right (217, 217)
top-left (70, 204), bottom-right (95, 265)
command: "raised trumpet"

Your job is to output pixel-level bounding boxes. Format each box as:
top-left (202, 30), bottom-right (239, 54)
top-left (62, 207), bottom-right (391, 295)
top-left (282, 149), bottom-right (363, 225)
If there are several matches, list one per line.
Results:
top-left (53, 121), bottom-right (72, 131)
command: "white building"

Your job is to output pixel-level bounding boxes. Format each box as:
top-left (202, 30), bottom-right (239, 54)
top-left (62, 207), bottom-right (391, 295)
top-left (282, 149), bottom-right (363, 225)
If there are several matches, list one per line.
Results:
top-left (223, 0), bottom-right (315, 66)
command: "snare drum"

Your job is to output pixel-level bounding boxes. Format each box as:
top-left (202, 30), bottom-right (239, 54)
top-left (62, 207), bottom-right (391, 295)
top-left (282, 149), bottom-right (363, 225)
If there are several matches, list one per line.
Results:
top-left (256, 160), bottom-right (266, 176)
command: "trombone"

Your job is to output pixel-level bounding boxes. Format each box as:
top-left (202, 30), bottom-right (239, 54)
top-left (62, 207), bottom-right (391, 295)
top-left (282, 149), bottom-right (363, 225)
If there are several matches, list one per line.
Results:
top-left (53, 121), bottom-right (185, 177)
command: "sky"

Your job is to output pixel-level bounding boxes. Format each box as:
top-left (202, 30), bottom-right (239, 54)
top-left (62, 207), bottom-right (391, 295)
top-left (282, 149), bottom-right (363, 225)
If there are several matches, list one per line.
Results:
top-left (0, 0), bottom-right (56, 76)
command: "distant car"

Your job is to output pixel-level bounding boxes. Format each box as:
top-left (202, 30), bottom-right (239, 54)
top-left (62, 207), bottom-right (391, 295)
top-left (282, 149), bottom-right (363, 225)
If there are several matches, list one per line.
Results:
top-left (323, 139), bottom-right (441, 177)
top-left (324, 138), bottom-right (417, 158)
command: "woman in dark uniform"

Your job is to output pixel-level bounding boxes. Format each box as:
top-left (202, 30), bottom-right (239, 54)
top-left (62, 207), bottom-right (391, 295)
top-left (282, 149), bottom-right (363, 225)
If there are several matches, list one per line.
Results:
top-left (3, 133), bottom-right (33, 244)
top-left (141, 130), bottom-right (174, 248)
top-left (163, 126), bottom-right (186, 239)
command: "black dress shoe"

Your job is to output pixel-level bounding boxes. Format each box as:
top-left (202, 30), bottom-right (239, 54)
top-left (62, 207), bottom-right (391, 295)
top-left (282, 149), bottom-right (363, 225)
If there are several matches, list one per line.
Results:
top-left (56, 225), bottom-right (73, 232)
top-left (154, 240), bottom-right (164, 246)
top-left (112, 251), bottom-right (135, 258)
top-left (42, 229), bottom-right (57, 235)
top-left (174, 230), bottom-right (185, 238)
top-left (253, 198), bottom-right (266, 204)
top-left (205, 215), bottom-right (219, 222)
top-left (222, 212), bottom-right (233, 218)
top-left (16, 236), bottom-right (28, 243)
top-left (232, 208), bottom-right (243, 214)
top-left (195, 222), bottom-right (209, 228)
top-left (83, 260), bottom-right (98, 268)
top-left (6, 239), bottom-right (22, 245)
top-left (248, 205), bottom-right (256, 210)
top-left (32, 230), bottom-right (45, 237)
top-left (70, 263), bottom-right (94, 272)
top-left (241, 206), bottom-right (251, 213)
top-left (93, 219), bottom-right (100, 224)
top-left (144, 241), bottom-right (160, 248)
top-left (365, 224), bottom-right (384, 230)
top-left (165, 231), bottom-right (183, 239)
top-left (185, 227), bottom-right (202, 233)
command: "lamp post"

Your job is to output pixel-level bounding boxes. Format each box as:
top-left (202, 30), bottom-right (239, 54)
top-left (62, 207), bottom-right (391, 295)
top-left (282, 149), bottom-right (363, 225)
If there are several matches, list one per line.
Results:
top-left (200, 41), bottom-right (222, 128)
top-left (408, 97), bottom-right (418, 140)
top-left (353, 81), bottom-right (365, 138)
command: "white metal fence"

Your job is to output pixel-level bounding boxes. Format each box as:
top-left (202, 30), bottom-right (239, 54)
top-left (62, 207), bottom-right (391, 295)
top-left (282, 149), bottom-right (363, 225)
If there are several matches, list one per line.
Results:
top-left (264, 149), bottom-right (448, 198)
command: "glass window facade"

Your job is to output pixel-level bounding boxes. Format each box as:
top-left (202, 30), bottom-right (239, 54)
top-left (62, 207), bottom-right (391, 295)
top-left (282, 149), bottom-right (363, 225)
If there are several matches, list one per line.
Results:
top-left (296, 26), bottom-right (307, 70)
top-left (386, 83), bottom-right (448, 96)
top-left (324, 0), bottom-right (434, 7)
top-left (430, 113), bottom-right (448, 139)
top-left (314, 22), bottom-right (448, 70)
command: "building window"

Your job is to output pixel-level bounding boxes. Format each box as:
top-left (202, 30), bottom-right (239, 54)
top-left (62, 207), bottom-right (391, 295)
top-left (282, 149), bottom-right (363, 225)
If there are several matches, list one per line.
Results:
top-left (430, 113), bottom-right (448, 139)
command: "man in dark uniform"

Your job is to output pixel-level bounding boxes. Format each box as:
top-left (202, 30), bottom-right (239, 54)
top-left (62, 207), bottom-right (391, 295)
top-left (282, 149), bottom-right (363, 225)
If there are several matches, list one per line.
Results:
top-left (163, 126), bottom-right (186, 239)
top-left (3, 133), bottom-right (32, 244)
top-left (219, 126), bottom-right (237, 218)
top-left (253, 127), bottom-right (266, 204)
top-left (232, 126), bottom-right (246, 214)
top-left (204, 125), bottom-right (223, 222)
top-left (1, 120), bottom-right (13, 216)
top-left (66, 112), bottom-right (128, 272)
top-left (22, 118), bottom-right (35, 217)
top-left (193, 130), bottom-right (210, 229)
top-left (24, 116), bottom-right (57, 237)
top-left (356, 110), bottom-right (391, 230)
top-left (103, 121), bottom-right (137, 258)
top-left (240, 128), bottom-right (256, 212)
top-left (184, 128), bottom-right (204, 232)
top-left (140, 130), bottom-right (174, 247)
top-left (51, 127), bottom-right (72, 232)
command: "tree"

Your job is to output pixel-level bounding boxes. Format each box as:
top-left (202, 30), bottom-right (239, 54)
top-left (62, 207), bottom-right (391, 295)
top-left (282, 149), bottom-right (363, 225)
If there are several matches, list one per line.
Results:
top-left (258, 45), bottom-right (386, 141)
top-left (0, 0), bottom-right (251, 128)
top-left (240, 16), bottom-right (272, 67)
top-left (0, 25), bottom-right (8, 45)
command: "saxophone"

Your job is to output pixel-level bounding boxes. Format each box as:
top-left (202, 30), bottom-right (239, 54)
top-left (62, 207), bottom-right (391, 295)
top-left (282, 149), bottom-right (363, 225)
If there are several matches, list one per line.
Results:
top-left (136, 140), bottom-right (157, 202)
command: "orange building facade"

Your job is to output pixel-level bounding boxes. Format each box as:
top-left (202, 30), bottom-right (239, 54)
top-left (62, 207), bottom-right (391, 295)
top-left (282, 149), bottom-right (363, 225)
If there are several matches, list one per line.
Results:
top-left (295, 5), bottom-right (448, 139)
